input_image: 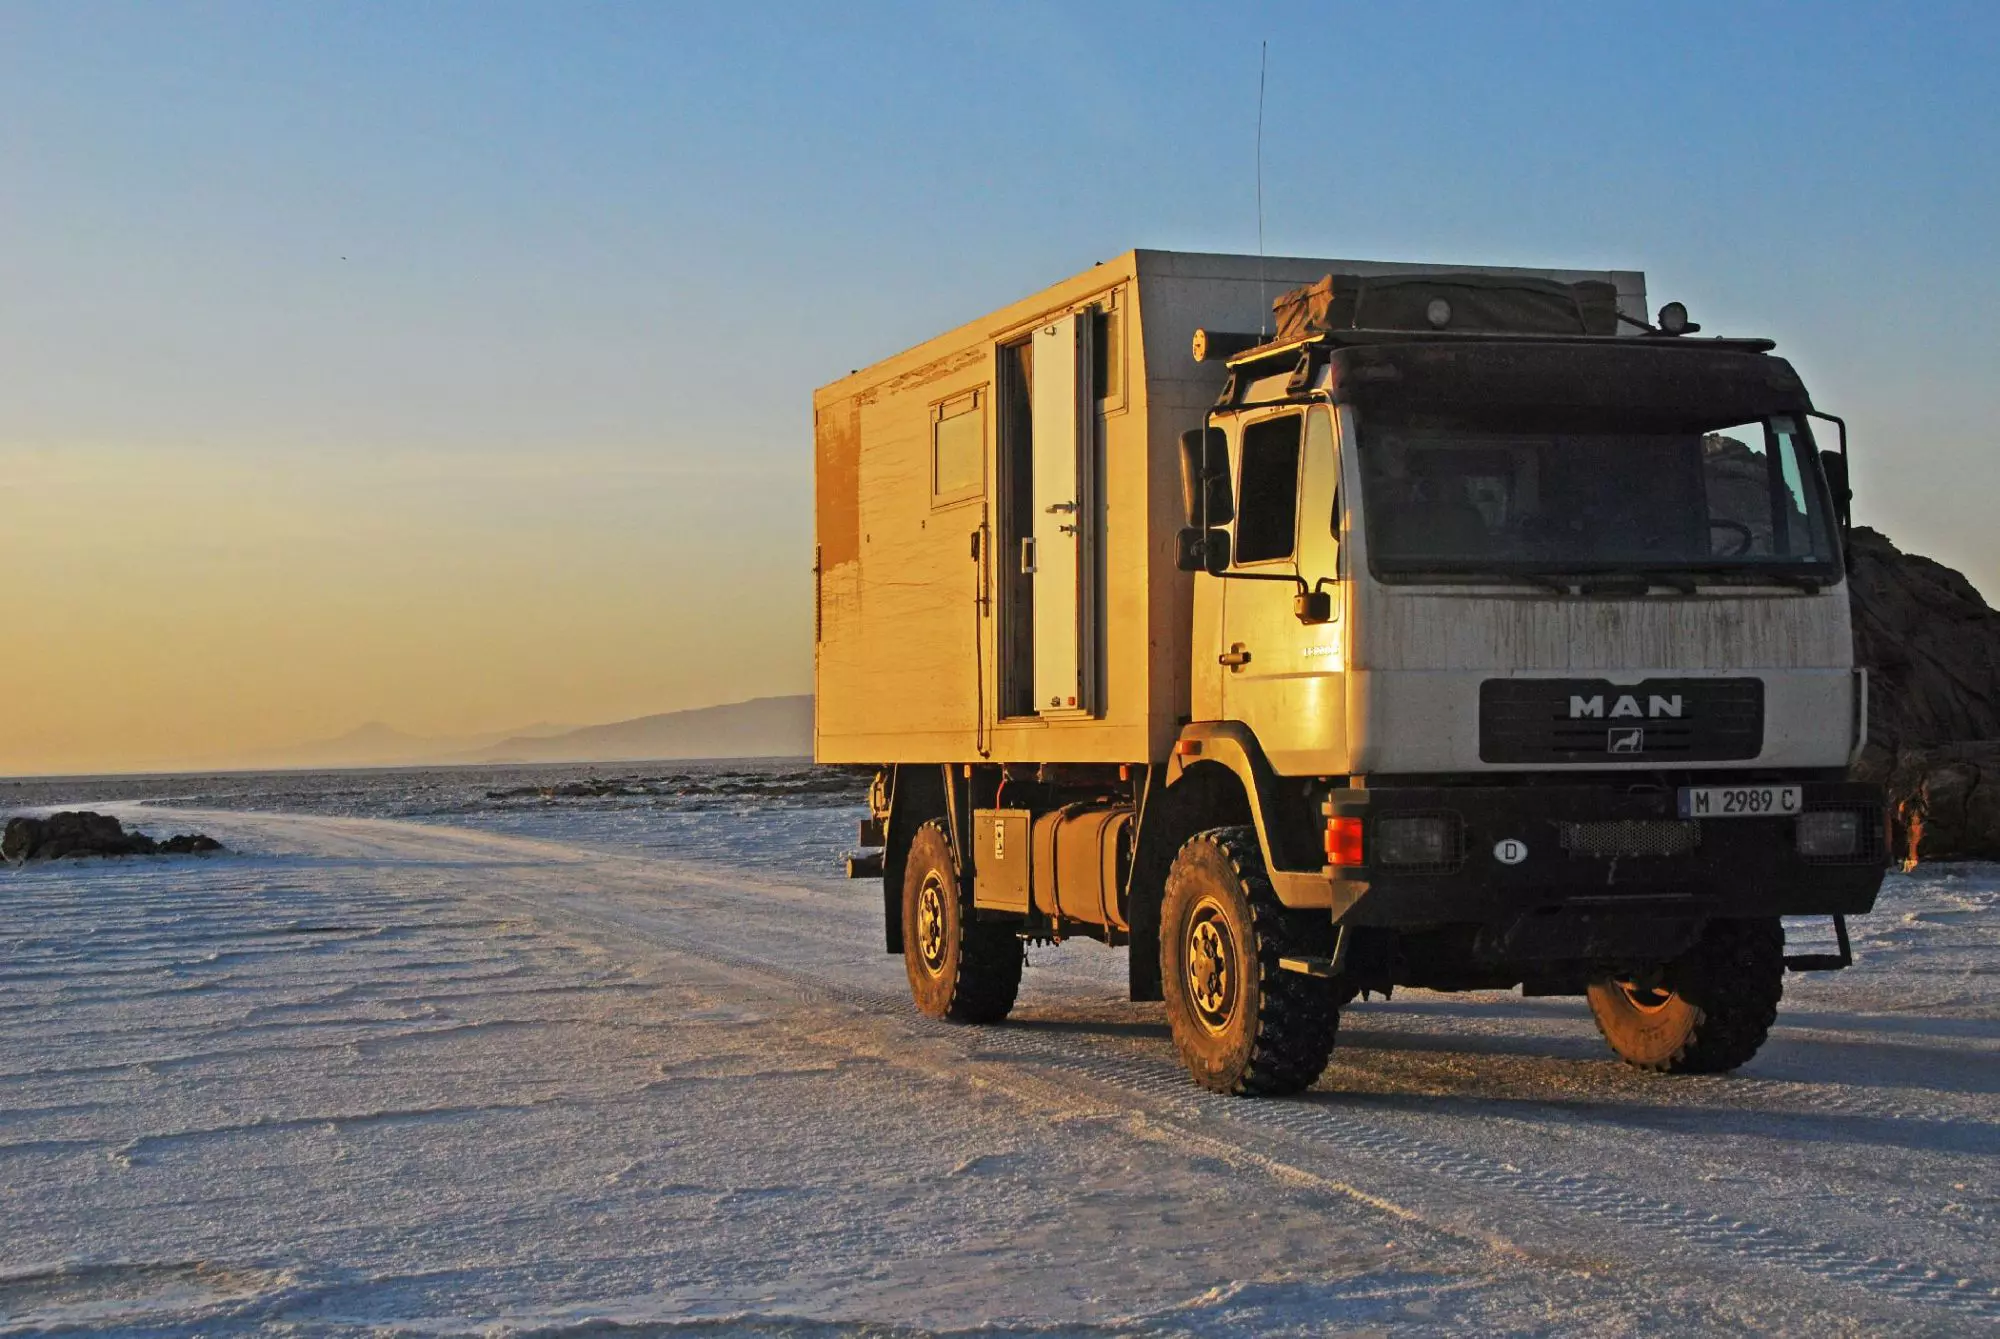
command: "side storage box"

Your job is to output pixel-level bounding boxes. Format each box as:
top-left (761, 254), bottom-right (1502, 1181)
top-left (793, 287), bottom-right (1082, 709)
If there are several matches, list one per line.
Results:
top-left (973, 809), bottom-right (1032, 913)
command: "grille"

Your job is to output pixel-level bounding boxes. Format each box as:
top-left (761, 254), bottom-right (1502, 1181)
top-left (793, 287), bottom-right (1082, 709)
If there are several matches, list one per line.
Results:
top-left (1480, 678), bottom-right (1764, 764)
top-left (1559, 819), bottom-right (1702, 859)
top-left (1799, 803), bottom-right (1887, 866)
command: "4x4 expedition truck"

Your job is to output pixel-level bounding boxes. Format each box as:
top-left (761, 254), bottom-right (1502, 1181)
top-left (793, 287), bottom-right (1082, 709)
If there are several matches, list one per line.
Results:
top-left (815, 249), bottom-right (1885, 1095)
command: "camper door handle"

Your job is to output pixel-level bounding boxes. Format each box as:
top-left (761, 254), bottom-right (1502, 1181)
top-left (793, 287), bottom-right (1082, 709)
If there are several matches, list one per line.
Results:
top-left (1045, 501), bottom-right (1076, 514)
top-left (1219, 644), bottom-right (1252, 669)
top-left (1020, 537), bottom-right (1037, 574)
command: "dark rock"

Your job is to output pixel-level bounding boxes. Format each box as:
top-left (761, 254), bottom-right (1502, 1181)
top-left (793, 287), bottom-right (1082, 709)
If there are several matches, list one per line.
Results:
top-left (1849, 527), bottom-right (2000, 766)
top-left (479, 766), bottom-right (870, 806)
top-left (1847, 528), bottom-right (2000, 861)
top-left (1, 811), bottom-right (225, 862)
top-left (3, 811), bottom-right (158, 861)
top-left (1879, 742), bottom-right (2000, 863)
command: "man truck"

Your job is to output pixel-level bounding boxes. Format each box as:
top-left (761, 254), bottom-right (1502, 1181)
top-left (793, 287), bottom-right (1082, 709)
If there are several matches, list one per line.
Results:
top-left (814, 250), bottom-right (1885, 1095)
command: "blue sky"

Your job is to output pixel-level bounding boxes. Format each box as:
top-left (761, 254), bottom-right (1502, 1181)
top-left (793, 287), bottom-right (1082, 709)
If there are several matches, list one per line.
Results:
top-left (2, 2), bottom-right (1996, 766)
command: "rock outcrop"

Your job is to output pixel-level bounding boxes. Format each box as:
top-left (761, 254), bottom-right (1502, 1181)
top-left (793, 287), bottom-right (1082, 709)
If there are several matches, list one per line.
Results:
top-left (1880, 742), bottom-right (2000, 862)
top-left (2, 812), bottom-right (224, 863)
top-left (157, 832), bottom-right (226, 855)
top-left (1847, 528), bottom-right (2000, 861)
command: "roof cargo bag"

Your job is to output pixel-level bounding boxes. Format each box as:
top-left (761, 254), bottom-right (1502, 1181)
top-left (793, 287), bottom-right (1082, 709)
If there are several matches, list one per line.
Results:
top-left (1273, 272), bottom-right (1622, 340)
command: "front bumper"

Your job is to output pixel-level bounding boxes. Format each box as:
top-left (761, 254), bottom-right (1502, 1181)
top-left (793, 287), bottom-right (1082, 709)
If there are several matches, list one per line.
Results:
top-left (1322, 779), bottom-right (1886, 929)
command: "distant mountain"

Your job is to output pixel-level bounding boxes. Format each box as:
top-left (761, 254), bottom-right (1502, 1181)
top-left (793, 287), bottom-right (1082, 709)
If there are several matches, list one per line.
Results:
top-left (239, 720), bottom-right (576, 770)
top-left (464, 695), bottom-right (812, 764)
top-left (239, 696), bottom-right (814, 771)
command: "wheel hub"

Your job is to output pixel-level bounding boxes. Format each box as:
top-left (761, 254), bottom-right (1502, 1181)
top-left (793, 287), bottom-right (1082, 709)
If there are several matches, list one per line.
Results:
top-left (1185, 901), bottom-right (1237, 1032)
top-left (1617, 980), bottom-right (1677, 1014)
top-left (915, 873), bottom-right (949, 974)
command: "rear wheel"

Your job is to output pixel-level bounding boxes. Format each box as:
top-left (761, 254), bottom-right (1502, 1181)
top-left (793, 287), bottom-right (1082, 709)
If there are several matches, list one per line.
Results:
top-left (901, 821), bottom-right (1021, 1023)
top-left (1588, 917), bottom-right (1784, 1073)
top-left (1161, 827), bottom-right (1339, 1095)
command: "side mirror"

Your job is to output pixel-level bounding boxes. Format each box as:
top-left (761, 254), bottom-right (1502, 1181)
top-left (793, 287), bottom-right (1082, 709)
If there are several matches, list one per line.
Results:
top-left (1178, 427), bottom-right (1233, 527)
top-left (1819, 449), bottom-right (1853, 532)
top-left (1176, 526), bottom-right (1232, 575)
top-left (1294, 589), bottom-right (1333, 624)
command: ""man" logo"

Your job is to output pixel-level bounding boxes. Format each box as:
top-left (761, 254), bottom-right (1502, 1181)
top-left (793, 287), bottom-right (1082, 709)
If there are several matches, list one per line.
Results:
top-left (1570, 694), bottom-right (1684, 719)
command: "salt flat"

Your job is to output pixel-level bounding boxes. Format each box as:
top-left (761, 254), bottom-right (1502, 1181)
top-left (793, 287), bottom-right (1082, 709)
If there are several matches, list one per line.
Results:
top-left (1, 798), bottom-right (1995, 1336)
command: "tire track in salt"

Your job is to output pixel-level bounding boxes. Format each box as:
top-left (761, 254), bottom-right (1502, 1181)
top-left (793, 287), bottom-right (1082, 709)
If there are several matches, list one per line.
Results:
top-left (649, 932), bottom-right (2000, 1323)
top-left (111, 808), bottom-right (2000, 1323)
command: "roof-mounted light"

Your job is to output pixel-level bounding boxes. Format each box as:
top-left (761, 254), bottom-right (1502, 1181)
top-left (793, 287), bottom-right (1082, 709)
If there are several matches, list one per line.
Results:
top-left (1425, 298), bottom-right (1452, 329)
top-left (1657, 301), bottom-right (1701, 336)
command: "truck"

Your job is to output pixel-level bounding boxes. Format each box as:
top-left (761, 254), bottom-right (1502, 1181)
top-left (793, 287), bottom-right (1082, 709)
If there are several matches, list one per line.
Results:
top-left (814, 249), bottom-right (1885, 1095)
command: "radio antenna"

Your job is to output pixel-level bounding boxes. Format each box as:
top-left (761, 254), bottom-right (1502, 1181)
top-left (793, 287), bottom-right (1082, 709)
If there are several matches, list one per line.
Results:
top-left (1256, 40), bottom-right (1268, 338)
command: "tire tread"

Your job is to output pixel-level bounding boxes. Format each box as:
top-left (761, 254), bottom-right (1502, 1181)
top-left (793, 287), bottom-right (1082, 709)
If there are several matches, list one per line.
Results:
top-left (906, 820), bottom-right (1021, 1024)
top-left (1169, 826), bottom-right (1339, 1095)
top-left (1590, 918), bottom-right (1783, 1074)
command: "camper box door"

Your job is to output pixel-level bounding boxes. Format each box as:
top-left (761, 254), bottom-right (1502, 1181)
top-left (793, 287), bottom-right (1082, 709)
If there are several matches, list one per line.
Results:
top-left (1029, 313), bottom-right (1096, 716)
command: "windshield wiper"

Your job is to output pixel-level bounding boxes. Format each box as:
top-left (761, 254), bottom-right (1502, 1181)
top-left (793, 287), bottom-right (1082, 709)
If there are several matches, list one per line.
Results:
top-left (1685, 566), bottom-right (1828, 591)
top-left (1500, 571), bottom-right (1698, 595)
top-left (1394, 570), bottom-right (1734, 595)
top-left (1573, 572), bottom-right (1698, 595)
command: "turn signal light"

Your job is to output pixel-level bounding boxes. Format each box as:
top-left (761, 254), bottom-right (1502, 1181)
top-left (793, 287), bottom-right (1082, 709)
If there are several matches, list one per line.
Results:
top-left (1325, 816), bottom-right (1365, 867)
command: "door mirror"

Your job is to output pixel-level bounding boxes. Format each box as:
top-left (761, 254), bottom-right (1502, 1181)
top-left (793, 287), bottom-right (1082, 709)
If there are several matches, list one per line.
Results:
top-left (1178, 427), bottom-right (1233, 526)
top-left (1176, 526), bottom-right (1232, 575)
top-left (1293, 589), bottom-right (1333, 624)
top-left (1818, 449), bottom-right (1852, 532)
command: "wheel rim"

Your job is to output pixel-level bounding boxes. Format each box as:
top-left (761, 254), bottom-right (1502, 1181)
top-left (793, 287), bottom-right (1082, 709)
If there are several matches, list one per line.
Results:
top-left (915, 872), bottom-right (949, 975)
top-left (1184, 897), bottom-right (1238, 1033)
top-left (1617, 980), bottom-right (1677, 1014)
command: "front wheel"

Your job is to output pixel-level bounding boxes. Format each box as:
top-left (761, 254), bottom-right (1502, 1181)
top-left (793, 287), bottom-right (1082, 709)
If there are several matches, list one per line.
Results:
top-left (1588, 918), bottom-right (1784, 1073)
top-left (1161, 827), bottom-right (1339, 1095)
top-left (901, 821), bottom-right (1021, 1023)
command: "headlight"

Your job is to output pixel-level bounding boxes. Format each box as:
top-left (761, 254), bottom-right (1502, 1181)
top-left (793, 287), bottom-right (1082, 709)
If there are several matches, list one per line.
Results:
top-left (1796, 809), bottom-right (1860, 858)
top-left (1376, 814), bottom-right (1461, 870)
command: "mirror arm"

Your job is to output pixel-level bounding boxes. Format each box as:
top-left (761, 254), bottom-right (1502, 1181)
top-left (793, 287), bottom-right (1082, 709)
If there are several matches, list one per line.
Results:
top-left (1809, 408), bottom-right (1848, 457)
top-left (1214, 569), bottom-right (1299, 585)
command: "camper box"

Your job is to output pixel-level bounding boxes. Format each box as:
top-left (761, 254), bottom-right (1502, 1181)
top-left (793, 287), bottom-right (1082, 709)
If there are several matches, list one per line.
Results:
top-left (812, 249), bottom-right (1646, 766)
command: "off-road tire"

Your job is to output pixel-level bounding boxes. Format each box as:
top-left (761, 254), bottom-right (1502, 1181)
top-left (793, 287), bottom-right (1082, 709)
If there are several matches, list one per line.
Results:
top-left (901, 821), bottom-right (1022, 1024)
top-left (1587, 917), bottom-right (1784, 1074)
top-left (1161, 826), bottom-right (1340, 1095)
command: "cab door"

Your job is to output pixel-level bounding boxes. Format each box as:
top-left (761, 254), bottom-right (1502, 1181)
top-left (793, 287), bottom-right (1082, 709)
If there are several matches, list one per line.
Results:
top-left (1219, 406), bottom-right (1346, 774)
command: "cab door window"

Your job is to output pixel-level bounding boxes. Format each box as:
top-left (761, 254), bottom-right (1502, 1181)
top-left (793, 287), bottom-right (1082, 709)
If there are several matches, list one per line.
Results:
top-left (1233, 413), bottom-right (1304, 564)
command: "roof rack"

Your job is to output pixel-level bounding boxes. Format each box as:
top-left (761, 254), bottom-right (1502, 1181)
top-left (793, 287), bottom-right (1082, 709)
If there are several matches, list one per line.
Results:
top-left (1198, 329), bottom-right (1787, 413)
top-left (1195, 327), bottom-right (1777, 376)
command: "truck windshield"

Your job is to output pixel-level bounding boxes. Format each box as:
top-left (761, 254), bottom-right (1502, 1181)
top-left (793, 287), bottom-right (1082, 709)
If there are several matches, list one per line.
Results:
top-left (1358, 412), bottom-right (1839, 579)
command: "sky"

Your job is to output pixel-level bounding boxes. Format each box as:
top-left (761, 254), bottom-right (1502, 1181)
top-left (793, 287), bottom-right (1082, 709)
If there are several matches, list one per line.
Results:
top-left (3, 1), bottom-right (1996, 775)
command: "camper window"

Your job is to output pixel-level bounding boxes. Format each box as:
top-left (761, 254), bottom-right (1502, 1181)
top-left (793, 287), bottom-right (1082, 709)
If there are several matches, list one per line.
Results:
top-left (1234, 413), bottom-right (1304, 564)
top-left (931, 390), bottom-right (985, 506)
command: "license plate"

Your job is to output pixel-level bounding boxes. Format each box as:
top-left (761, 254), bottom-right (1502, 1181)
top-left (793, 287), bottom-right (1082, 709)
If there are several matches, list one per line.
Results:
top-left (1677, 785), bottom-right (1802, 818)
